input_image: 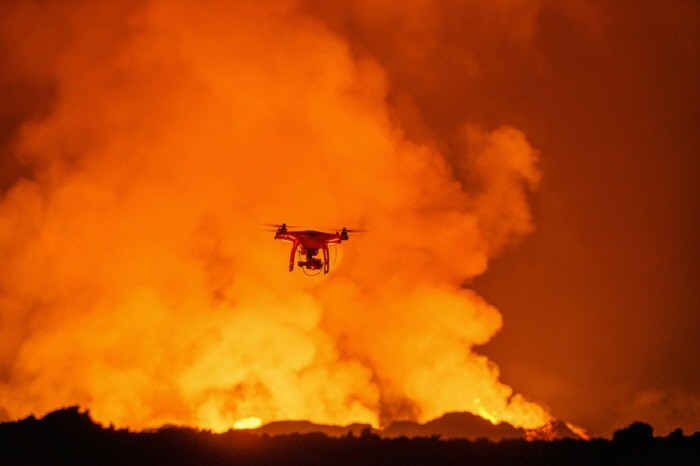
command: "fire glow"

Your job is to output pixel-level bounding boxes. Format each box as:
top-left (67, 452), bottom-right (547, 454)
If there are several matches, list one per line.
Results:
top-left (233, 417), bottom-right (263, 430)
top-left (1, 1), bottom-right (549, 433)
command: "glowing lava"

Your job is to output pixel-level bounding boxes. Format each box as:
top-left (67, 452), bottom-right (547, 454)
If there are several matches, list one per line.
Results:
top-left (233, 417), bottom-right (263, 431)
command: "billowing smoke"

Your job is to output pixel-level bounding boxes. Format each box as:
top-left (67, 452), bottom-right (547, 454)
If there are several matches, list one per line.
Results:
top-left (1, 0), bottom-right (547, 431)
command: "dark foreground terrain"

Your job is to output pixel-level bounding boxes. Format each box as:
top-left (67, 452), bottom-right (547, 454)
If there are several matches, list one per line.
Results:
top-left (1, 408), bottom-right (698, 466)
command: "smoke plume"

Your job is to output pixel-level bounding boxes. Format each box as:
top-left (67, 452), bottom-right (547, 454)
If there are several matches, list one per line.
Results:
top-left (1, 0), bottom-right (546, 431)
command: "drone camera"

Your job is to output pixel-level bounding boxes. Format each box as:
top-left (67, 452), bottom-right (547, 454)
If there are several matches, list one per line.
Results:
top-left (298, 258), bottom-right (323, 270)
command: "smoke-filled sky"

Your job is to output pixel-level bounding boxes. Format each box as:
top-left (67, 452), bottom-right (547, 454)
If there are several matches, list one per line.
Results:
top-left (1, 1), bottom-right (698, 438)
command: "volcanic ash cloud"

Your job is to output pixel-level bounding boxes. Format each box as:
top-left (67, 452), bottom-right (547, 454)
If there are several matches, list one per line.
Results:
top-left (0, 0), bottom-right (547, 431)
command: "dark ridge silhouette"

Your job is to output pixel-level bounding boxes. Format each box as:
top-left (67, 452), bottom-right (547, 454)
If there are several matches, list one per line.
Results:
top-left (613, 421), bottom-right (654, 444)
top-left (383, 412), bottom-right (525, 440)
top-left (249, 411), bottom-right (584, 441)
top-left (1, 407), bottom-right (699, 466)
top-left (254, 419), bottom-right (374, 437)
top-left (250, 412), bottom-right (525, 440)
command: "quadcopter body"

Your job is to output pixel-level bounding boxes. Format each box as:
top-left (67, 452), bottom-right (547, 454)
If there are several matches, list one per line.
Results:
top-left (272, 223), bottom-right (352, 274)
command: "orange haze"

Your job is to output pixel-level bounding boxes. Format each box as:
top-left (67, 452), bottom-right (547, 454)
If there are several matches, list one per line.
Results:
top-left (0, 0), bottom-right (548, 432)
top-left (4, 1), bottom-right (698, 438)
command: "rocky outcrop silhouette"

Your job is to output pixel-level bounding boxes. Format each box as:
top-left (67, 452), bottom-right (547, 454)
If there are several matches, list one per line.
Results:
top-left (250, 411), bottom-right (583, 441)
top-left (1, 407), bottom-right (699, 466)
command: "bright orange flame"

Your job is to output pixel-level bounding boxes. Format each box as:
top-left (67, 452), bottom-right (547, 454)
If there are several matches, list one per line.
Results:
top-left (233, 417), bottom-right (263, 430)
top-left (565, 422), bottom-right (592, 441)
top-left (0, 0), bottom-right (549, 433)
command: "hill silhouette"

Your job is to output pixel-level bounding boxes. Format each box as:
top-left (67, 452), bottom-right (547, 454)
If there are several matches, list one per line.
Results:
top-left (252, 410), bottom-right (581, 441)
top-left (1, 407), bottom-right (698, 466)
top-left (252, 412), bottom-right (524, 440)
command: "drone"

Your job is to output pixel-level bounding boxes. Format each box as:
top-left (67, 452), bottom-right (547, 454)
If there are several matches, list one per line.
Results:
top-left (269, 223), bottom-right (360, 274)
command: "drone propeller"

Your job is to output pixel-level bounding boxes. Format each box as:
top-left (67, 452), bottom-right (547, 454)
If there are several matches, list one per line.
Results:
top-left (260, 223), bottom-right (302, 232)
top-left (330, 227), bottom-right (367, 233)
top-left (261, 223), bottom-right (300, 228)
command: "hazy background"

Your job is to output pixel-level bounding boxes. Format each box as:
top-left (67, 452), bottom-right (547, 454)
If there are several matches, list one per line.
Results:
top-left (475, 2), bottom-right (700, 436)
top-left (304, 0), bottom-right (700, 436)
top-left (1, 0), bottom-right (698, 438)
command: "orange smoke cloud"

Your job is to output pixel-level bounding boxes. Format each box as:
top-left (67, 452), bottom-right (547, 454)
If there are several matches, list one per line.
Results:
top-left (1, 0), bottom-right (547, 431)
